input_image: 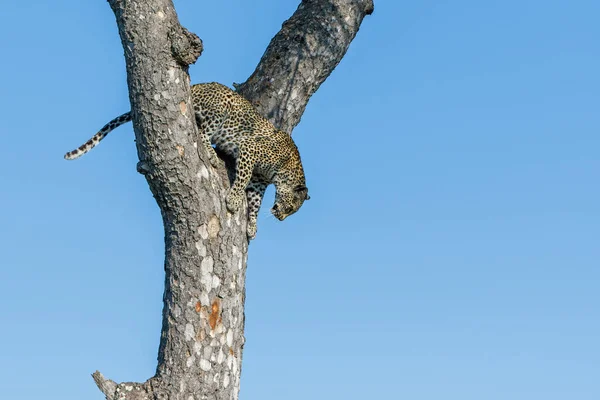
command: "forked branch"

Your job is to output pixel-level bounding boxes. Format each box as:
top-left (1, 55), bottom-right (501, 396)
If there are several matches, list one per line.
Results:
top-left (94, 1), bottom-right (373, 399)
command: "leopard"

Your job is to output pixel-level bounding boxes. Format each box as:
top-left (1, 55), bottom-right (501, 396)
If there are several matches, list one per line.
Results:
top-left (64, 82), bottom-right (310, 240)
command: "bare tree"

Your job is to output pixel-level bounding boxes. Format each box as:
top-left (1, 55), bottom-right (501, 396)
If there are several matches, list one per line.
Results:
top-left (91, 0), bottom-right (373, 399)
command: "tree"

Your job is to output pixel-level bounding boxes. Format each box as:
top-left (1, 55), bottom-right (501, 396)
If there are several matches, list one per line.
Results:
top-left (91, 0), bottom-right (373, 399)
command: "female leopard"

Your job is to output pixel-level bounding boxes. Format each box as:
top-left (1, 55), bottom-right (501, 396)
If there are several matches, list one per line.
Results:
top-left (64, 82), bottom-right (310, 239)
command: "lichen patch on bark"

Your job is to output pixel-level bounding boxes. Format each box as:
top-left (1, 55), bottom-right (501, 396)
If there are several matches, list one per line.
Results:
top-left (208, 215), bottom-right (220, 238)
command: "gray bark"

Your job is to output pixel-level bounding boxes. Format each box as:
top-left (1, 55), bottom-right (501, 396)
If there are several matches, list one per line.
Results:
top-left (92, 1), bottom-right (373, 399)
top-left (237, 0), bottom-right (374, 133)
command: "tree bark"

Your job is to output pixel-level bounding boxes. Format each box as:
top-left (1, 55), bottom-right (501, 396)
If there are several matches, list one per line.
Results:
top-left (237, 0), bottom-right (374, 133)
top-left (92, 1), bottom-right (373, 399)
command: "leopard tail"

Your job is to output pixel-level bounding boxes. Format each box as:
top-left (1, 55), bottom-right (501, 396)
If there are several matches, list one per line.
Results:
top-left (64, 112), bottom-right (132, 160)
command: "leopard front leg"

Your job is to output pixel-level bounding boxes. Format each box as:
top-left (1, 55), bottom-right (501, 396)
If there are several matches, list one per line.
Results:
top-left (226, 144), bottom-right (257, 213)
top-left (245, 179), bottom-right (268, 240)
top-left (202, 138), bottom-right (219, 168)
top-left (195, 112), bottom-right (220, 168)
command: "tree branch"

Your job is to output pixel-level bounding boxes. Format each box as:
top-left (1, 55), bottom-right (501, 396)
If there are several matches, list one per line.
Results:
top-left (236, 0), bottom-right (374, 133)
top-left (92, 371), bottom-right (117, 400)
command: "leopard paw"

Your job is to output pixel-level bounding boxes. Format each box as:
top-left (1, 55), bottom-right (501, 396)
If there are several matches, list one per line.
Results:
top-left (226, 192), bottom-right (243, 213)
top-left (247, 222), bottom-right (257, 240)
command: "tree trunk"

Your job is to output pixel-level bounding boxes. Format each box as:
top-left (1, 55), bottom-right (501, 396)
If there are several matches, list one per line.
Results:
top-left (92, 1), bottom-right (373, 399)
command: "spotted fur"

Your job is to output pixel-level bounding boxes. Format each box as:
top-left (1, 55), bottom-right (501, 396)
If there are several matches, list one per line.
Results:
top-left (64, 82), bottom-right (309, 239)
top-left (64, 113), bottom-right (131, 160)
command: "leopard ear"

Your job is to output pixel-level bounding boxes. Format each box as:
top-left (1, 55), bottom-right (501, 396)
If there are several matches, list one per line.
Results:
top-left (294, 185), bottom-right (310, 200)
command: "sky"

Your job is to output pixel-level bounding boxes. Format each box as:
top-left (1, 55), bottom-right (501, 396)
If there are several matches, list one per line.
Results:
top-left (1, 0), bottom-right (599, 399)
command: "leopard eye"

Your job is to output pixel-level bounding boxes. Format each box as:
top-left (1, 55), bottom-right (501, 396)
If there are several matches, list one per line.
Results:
top-left (294, 185), bottom-right (307, 192)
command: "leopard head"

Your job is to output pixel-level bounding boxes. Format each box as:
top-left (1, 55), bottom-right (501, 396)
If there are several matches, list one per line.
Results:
top-left (271, 183), bottom-right (310, 221)
top-left (271, 152), bottom-right (310, 221)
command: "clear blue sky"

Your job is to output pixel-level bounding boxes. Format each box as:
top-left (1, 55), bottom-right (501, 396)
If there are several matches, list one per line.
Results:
top-left (1, 1), bottom-right (598, 399)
